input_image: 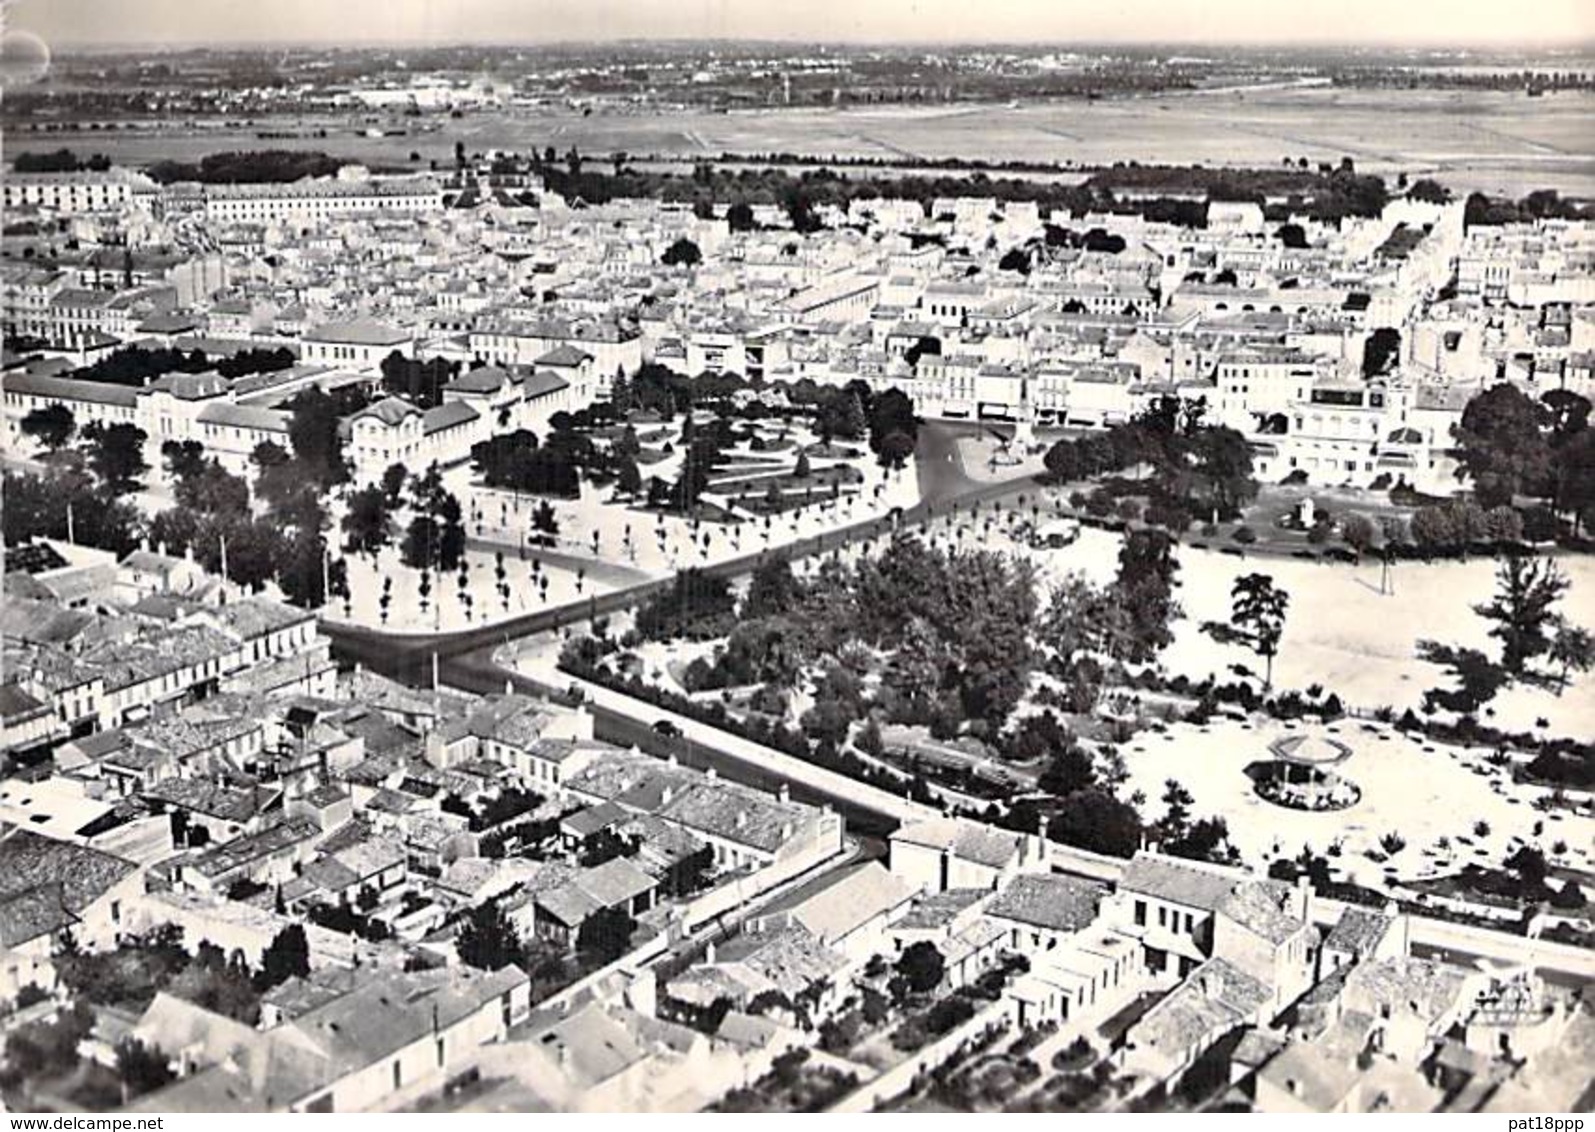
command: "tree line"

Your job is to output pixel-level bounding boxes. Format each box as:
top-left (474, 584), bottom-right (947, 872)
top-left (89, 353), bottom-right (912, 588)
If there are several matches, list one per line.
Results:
top-left (68, 345), bottom-right (297, 388)
top-left (10, 391), bottom-right (350, 608)
top-left (524, 152), bottom-right (1399, 230)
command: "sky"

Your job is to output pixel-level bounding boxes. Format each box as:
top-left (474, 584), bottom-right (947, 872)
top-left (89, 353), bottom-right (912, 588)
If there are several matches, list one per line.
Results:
top-left (9, 0), bottom-right (1593, 51)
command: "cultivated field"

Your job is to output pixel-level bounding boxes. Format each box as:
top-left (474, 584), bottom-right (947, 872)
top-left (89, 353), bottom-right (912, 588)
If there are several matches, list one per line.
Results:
top-left (29, 86), bottom-right (1595, 197)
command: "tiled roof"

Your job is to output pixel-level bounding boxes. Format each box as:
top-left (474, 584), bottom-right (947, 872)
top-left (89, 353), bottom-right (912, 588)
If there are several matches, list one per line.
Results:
top-left (208, 596), bottom-right (313, 640)
top-left (422, 400), bottom-right (478, 435)
top-left (446, 364), bottom-right (514, 394)
top-left (1119, 852), bottom-right (1240, 912)
top-left (0, 682), bottom-right (48, 723)
top-left (561, 801), bottom-right (626, 840)
top-left (535, 882), bottom-right (603, 928)
top-left (0, 597), bottom-right (97, 645)
top-left (144, 778), bottom-right (263, 822)
top-left (0, 826), bottom-right (137, 945)
top-left (144, 372), bottom-right (230, 400)
top-left (534, 344), bottom-right (592, 367)
top-left (520, 369), bottom-right (570, 398)
top-left (350, 396), bottom-right (420, 427)
top-left (303, 318), bottom-right (411, 346)
top-left (196, 402), bottom-right (290, 433)
top-left (987, 873), bottom-right (1104, 934)
top-left (1217, 879), bottom-right (1306, 945)
top-left (657, 782), bottom-right (803, 854)
top-left (893, 887), bottom-right (990, 931)
top-left (1125, 957), bottom-right (1271, 1064)
top-left (764, 862), bottom-right (913, 944)
top-left (709, 922), bottom-right (847, 998)
top-left (299, 855), bottom-right (360, 893)
top-left (188, 816), bottom-right (320, 880)
top-left (128, 714), bottom-right (259, 760)
top-left (1341, 957), bottom-right (1472, 1025)
top-left (1324, 906), bottom-right (1396, 958)
top-left (528, 1002), bottom-right (648, 1089)
top-left (332, 835), bottom-right (405, 881)
top-left (893, 818), bottom-right (1022, 869)
top-left (573, 856), bottom-right (655, 907)
top-left (79, 624), bottom-right (237, 692)
top-left (0, 883), bottom-right (77, 947)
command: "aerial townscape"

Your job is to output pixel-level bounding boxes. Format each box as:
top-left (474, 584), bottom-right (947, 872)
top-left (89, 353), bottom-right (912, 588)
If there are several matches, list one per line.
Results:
top-left (1, 3), bottom-right (1594, 1116)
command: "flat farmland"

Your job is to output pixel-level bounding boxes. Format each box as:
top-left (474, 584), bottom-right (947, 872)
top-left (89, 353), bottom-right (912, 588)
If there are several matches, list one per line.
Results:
top-left (25, 85), bottom-right (1595, 196)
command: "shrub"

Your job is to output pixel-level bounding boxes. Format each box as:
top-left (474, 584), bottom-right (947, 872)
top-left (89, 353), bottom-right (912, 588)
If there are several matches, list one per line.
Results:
top-left (1551, 881), bottom-right (1586, 910)
top-left (15, 984), bottom-right (50, 1009)
top-left (1051, 1036), bottom-right (1095, 1072)
top-left (1143, 501), bottom-right (1189, 531)
top-left (1232, 526), bottom-right (1257, 545)
top-left (924, 996), bottom-right (976, 1036)
top-left (1518, 505), bottom-right (1559, 543)
top-left (750, 683), bottom-right (788, 716)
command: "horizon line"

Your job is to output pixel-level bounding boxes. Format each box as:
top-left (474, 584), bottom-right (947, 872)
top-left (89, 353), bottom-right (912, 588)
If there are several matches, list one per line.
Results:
top-left (37, 34), bottom-right (1595, 54)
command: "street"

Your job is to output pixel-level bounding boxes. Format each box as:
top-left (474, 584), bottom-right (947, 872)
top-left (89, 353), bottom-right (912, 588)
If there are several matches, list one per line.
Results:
top-left (322, 427), bottom-right (1052, 832)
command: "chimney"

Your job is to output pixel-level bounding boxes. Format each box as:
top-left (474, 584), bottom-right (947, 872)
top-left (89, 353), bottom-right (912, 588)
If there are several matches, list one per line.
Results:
top-left (661, 786), bottom-right (673, 805)
top-left (735, 812), bottom-right (747, 830)
top-left (705, 768), bottom-right (717, 781)
top-left (1295, 873), bottom-right (1314, 922)
top-left (777, 783), bottom-right (790, 804)
top-left (705, 941), bottom-right (716, 964)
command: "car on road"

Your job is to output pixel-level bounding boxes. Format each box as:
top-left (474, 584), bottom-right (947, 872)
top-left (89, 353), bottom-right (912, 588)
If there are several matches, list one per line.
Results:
top-left (651, 719), bottom-right (682, 739)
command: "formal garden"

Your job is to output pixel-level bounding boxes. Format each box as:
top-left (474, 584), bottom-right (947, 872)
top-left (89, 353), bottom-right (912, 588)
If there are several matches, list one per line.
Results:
top-left (541, 392), bottom-right (1594, 930)
top-left (326, 372), bottom-right (922, 632)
